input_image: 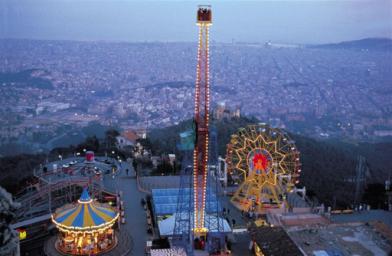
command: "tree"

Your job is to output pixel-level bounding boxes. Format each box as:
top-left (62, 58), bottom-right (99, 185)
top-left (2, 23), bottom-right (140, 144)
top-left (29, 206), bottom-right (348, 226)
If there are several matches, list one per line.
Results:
top-left (76, 136), bottom-right (100, 152)
top-left (105, 129), bottom-right (120, 149)
top-left (0, 186), bottom-right (20, 255)
top-left (155, 160), bottom-right (174, 175)
top-left (362, 183), bottom-right (387, 209)
top-left (136, 138), bottom-right (153, 150)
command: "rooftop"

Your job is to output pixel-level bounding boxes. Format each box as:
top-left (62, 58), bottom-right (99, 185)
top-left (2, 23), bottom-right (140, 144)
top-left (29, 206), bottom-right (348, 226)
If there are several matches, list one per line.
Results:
top-left (249, 225), bottom-right (303, 256)
top-left (152, 188), bottom-right (221, 216)
top-left (331, 210), bottom-right (392, 229)
top-left (288, 222), bottom-right (392, 256)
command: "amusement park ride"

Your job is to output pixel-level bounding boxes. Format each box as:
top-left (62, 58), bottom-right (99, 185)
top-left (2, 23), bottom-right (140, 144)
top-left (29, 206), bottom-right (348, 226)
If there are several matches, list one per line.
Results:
top-left (227, 124), bottom-right (301, 213)
top-left (192, 5), bottom-right (212, 236)
top-left (173, 5), bottom-right (226, 253)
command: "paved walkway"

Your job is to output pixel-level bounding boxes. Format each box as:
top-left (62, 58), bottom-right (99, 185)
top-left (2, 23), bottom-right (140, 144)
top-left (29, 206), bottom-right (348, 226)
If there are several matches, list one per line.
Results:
top-left (104, 159), bottom-right (151, 256)
top-left (221, 195), bottom-right (247, 228)
top-left (103, 161), bottom-right (252, 256)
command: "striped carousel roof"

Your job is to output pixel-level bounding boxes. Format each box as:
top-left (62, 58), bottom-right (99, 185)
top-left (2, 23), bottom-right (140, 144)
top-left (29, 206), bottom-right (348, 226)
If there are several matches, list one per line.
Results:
top-left (52, 188), bottom-right (118, 231)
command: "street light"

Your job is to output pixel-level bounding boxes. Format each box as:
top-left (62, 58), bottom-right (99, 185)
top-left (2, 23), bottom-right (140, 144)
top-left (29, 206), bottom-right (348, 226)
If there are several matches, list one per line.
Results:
top-left (76, 152), bottom-right (80, 156)
top-left (58, 155), bottom-right (62, 161)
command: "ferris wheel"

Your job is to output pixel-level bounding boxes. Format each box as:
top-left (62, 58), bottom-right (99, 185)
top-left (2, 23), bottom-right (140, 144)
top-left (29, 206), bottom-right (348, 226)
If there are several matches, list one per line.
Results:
top-left (227, 124), bottom-right (301, 213)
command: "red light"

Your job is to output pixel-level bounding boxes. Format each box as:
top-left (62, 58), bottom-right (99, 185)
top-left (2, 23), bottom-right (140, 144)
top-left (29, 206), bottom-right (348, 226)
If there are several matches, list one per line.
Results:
top-left (253, 153), bottom-right (269, 171)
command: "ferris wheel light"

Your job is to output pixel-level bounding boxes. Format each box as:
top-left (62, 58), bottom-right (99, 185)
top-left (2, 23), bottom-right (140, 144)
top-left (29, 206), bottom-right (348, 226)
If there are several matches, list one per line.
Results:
top-left (228, 124), bottom-right (301, 214)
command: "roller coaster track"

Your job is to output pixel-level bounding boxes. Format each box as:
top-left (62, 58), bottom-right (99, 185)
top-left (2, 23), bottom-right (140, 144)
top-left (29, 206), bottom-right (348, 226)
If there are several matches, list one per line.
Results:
top-left (15, 176), bottom-right (107, 221)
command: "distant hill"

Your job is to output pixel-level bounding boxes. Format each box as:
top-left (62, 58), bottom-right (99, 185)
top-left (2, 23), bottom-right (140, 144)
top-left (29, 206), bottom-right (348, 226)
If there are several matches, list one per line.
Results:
top-left (310, 38), bottom-right (392, 51)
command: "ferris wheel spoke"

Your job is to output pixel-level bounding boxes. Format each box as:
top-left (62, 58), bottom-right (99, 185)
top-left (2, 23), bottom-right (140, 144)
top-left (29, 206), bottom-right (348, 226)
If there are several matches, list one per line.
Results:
top-left (228, 124), bottom-right (301, 213)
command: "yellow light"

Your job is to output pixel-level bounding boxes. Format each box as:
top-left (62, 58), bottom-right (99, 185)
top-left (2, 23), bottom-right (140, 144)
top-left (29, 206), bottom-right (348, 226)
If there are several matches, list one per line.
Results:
top-left (18, 229), bottom-right (27, 240)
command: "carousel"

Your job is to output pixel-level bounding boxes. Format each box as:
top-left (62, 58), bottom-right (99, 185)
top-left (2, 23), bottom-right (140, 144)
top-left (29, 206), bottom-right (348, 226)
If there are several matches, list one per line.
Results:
top-left (51, 188), bottom-right (119, 255)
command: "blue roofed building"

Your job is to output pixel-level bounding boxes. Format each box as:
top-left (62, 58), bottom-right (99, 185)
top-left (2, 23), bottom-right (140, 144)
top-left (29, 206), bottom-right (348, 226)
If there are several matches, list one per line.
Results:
top-left (151, 188), bottom-right (232, 237)
top-left (152, 188), bottom-right (221, 217)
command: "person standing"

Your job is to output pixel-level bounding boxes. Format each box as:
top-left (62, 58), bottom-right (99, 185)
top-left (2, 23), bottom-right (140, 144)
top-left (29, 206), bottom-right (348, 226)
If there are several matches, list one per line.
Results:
top-left (132, 159), bottom-right (138, 172)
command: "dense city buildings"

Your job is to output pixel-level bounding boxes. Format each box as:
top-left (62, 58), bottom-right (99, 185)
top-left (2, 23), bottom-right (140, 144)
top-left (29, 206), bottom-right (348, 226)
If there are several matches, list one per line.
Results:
top-left (0, 39), bottom-right (391, 154)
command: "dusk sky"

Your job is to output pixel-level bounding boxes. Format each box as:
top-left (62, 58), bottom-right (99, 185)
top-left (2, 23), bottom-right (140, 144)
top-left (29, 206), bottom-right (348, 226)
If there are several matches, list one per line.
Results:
top-left (1, 0), bottom-right (391, 44)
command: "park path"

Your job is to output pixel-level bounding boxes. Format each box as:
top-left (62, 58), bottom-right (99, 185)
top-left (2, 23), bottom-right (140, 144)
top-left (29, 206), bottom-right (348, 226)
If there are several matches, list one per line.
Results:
top-left (103, 160), bottom-right (251, 256)
top-left (104, 160), bottom-right (151, 256)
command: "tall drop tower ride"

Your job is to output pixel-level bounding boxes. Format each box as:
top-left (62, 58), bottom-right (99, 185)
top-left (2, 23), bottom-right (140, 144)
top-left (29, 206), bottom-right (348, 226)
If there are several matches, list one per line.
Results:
top-left (193, 5), bottom-right (212, 235)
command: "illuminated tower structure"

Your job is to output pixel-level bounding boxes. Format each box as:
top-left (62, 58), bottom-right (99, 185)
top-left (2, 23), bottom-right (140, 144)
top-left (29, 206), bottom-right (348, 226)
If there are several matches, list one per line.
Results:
top-left (193, 5), bottom-right (212, 235)
top-left (174, 7), bottom-right (225, 253)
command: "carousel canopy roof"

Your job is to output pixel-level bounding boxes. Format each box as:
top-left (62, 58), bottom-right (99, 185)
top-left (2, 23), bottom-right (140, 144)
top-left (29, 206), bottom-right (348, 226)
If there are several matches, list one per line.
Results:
top-left (79, 188), bottom-right (91, 202)
top-left (52, 188), bottom-right (118, 231)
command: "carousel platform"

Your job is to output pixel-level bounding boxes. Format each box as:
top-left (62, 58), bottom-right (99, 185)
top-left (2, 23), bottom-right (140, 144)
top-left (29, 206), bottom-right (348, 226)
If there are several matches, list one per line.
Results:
top-left (43, 228), bottom-right (133, 256)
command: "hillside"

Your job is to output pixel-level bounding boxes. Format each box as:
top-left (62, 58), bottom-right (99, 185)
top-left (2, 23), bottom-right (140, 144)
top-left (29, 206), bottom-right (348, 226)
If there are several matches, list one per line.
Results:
top-left (0, 116), bottom-right (390, 208)
top-left (148, 116), bottom-right (392, 207)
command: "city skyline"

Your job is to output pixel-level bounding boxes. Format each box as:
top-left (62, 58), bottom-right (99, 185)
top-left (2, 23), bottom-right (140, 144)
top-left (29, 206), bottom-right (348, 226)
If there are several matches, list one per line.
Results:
top-left (1, 0), bottom-right (391, 44)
